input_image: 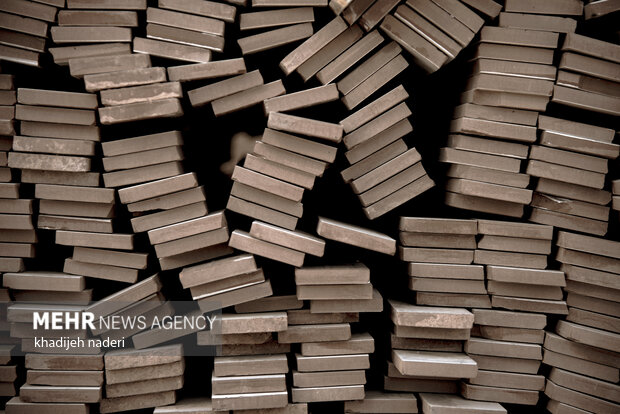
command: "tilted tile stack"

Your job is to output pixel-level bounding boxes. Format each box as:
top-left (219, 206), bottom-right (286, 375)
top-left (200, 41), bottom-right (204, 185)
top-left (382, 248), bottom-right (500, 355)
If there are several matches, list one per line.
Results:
top-left (528, 33), bottom-right (620, 236)
top-left (0, 0), bottom-right (60, 67)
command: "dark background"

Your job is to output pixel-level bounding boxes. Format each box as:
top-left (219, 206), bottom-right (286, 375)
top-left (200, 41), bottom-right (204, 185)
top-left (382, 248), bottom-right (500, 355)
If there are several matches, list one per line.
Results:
top-left (2, 1), bottom-right (619, 412)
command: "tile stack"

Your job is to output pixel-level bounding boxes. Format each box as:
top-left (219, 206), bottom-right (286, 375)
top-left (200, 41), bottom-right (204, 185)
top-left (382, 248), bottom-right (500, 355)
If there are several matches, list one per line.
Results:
top-left (387, 300), bottom-right (478, 396)
top-left (419, 393), bottom-right (507, 414)
top-left (0, 0), bottom-right (59, 67)
top-left (543, 231), bottom-right (620, 412)
top-left (380, 0), bottom-right (490, 73)
top-left (101, 131), bottom-right (230, 272)
top-left (179, 253), bottom-right (273, 314)
top-left (10, 353), bottom-right (103, 413)
top-left (551, 32), bottom-right (620, 117)
top-left (50, 0), bottom-right (142, 59)
top-left (227, 117), bottom-right (339, 229)
top-left (0, 77), bottom-right (35, 274)
top-left (209, 312), bottom-right (290, 411)
top-left (100, 344), bottom-right (185, 413)
top-left (476, 219), bottom-right (568, 316)
top-left (237, 5), bottom-right (315, 55)
top-left (0, 343), bottom-right (17, 401)
top-left (86, 274), bottom-right (170, 348)
top-left (137, 2), bottom-right (234, 62)
top-left (344, 391), bottom-right (419, 414)
top-left (463, 308), bottom-right (547, 407)
top-left (340, 86), bottom-right (435, 219)
top-left (229, 221), bottom-right (325, 267)
top-left (440, 4), bottom-right (583, 218)
top-left (527, 114), bottom-right (617, 236)
top-left (399, 217), bottom-right (489, 309)
top-left (527, 33), bottom-right (620, 235)
top-left (290, 264), bottom-right (376, 404)
top-left (187, 66), bottom-right (286, 117)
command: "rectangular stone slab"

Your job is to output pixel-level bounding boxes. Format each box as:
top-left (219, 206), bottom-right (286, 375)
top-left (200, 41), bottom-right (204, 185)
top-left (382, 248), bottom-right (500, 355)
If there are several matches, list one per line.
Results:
top-left (105, 360), bottom-right (184, 385)
top-left (479, 326), bottom-right (544, 344)
top-left (469, 370), bottom-right (545, 391)
top-left (212, 80), bottom-right (286, 117)
top-left (287, 310), bottom-right (358, 325)
top-left (399, 217), bottom-right (478, 234)
top-left (291, 384), bottom-right (364, 403)
top-left (220, 312), bottom-right (287, 334)
top-left (229, 230), bottom-right (305, 267)
top-left (296, 353), bottom-right (369, 372)
top-left (301, 332), bottom-right (374, 356)
top-left (309, 288), bottom-right (383, 313)
top-left (235, 294), bottom-right (303, 313)
top-left (212, 390), bottom-right (288, 411)
top-left (402, 247), bottom-right (472, 263)
top-left (214, 354), bottom-right (288, 376)
top-left (278, 323), bottom-right (351, 343)
top-left (105, 375), bottom-right (183, 398)
top-left (250, 221), bottom-right (324, 256)
top-left (393, 325), bottom-right (471, 340)
top-left (293, 369), bottom-right (365, 387)
top-left (295, 263), bottom-right (369, 285)
top-left (297, 283), bottom-right (373, 300)
top-left (469, 354), bottom-right (541, 374)
top-left (3, 271), bottom-right (85, 291)
top-left (197, 279), bottom-right (273, 313)
top-left (465, 337), bottom-right (542, 359)
top-left (392, 350), bottom-right (478, 378)
top-left (316, 216), bottom-right (396, 255)
top-left (487, 281), bottom-right (563, 300)
top-left (26, 370), bottom-right (103, 387)
top-left (408, 277), bottom-right (486, 294)
top-left (104, 344), bottom-right (182, 370)
top-left (267, 112), bottom-right (343, 143)
top-left (399, 232), bottom-right (476, 249)
top-left (56, 230), bottom-right (133, 250)
top-left (25, 354), bottom-right (103, 371)
top-left (473, 309), bottom-right (546, 329)
top-left (460, 382), bottom-right (539, 405)
top-left (407, 263), bottom-right (484, 280)
top-left (5, 397), bottom-right (89, 414)
top-left (419, 392), bottom-right (506, 414)
top-left (100, 390), bottom-right (176, 413)
top-left (389, 300), bottom-right (474, 329)
top-left (76, 246), bottom-right (152, 272)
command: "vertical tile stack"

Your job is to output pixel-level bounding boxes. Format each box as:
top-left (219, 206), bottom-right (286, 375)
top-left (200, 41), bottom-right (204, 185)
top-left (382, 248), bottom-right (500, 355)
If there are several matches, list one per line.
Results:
top-left (229, 221), bottom-right (326, 267)
top-left (441, 2), bottom-right (582, 218)
top-left (0, 0), bottom-right (60, 67)
top-left (210, 312), bottom-right (290, 411)
top-left (100, 344), bottom-right (185, 413)
top-left (237, 5), bottom-right (315, 55)
top-left (543, 231), bottom-right (620, 412)
top-left (528, 33), bottom-right (620, 235)
top-left (463, 220), bottom-right (559, 407)
top-left (527, 114), bottom-right (617, 236)
top-left (0, 76), bottom-right (36, 274)
top-left (4, 269), bottom-right (100, 412)
top-left (613, 179), bottom-right (619, 216)
top-left (50, 0), bottom-right (142, 56)
top-left (387, 300), bottom-right (478, 396)
top-left (227, 118), bottom-right (339, 229)
top-left (340, 86), bottom-right (435, 220)
top-left (0, 343), bottom-right (17, 402)
top-left (289, 264), bottom-right (376, 404)
top-left (9, 353), bottom-right (103, 413)
top-left (137, 1), bottom-right (234, 62)
top-left (463, 308), bottom-right (547, 407)
top-left (180, 253), bottom-right (273, 314)
top-left (380, 0), bottom-right (490, 73)
top-left (399, 217), bottom-right (488, 309)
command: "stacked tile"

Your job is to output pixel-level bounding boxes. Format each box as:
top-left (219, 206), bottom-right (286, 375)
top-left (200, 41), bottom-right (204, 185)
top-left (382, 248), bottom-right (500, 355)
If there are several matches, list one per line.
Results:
top-left (463, 308), bottom-right (547, 407)
top-left (188, 67), bottom-right (286, 116)
top-left (227, 115), bottom-right (339, 229)
top-left (584, 0), bottom-right (620, 19)
top-left (136, 2), bottom-right (233, 62)
top-left (613, 179), bottom-right (619, 215)
top-left (387, 300), bottom-right (478, 396)
top-left (380, 0), bottom-right (489, 73)
top-left (527, 114), bottom-right (617, 236)
top-left (399, 217), bottom-right (488, 309)
top-left (100, 344), bottom-right (185, 413)
top-left (209, 312), bottom-right (290, 411)
top-left (10, 353), bottom-right (103, 413)
top-left (340, 87), bottom-right (435, 219)
top-left (290, 264), bottom-right (376, 404)
top-left (238, 6), bottom-right (315, 55)
top-left (0, 77), bottom-right (36, 274)
top-left (544, 232), bottom-right (620, 413)
top-left (344, 391), bottom-right (420, 414)
top-left (551, 32), bottom-right (620, 117)
top-left (180, 253), bottom-right (273, 313)
top-left (0, 0), bottom-right (60, 67)
top-left (440, 4), bottom-right (582, 218)
top-left (229, 221), bottom-right (325, 267)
